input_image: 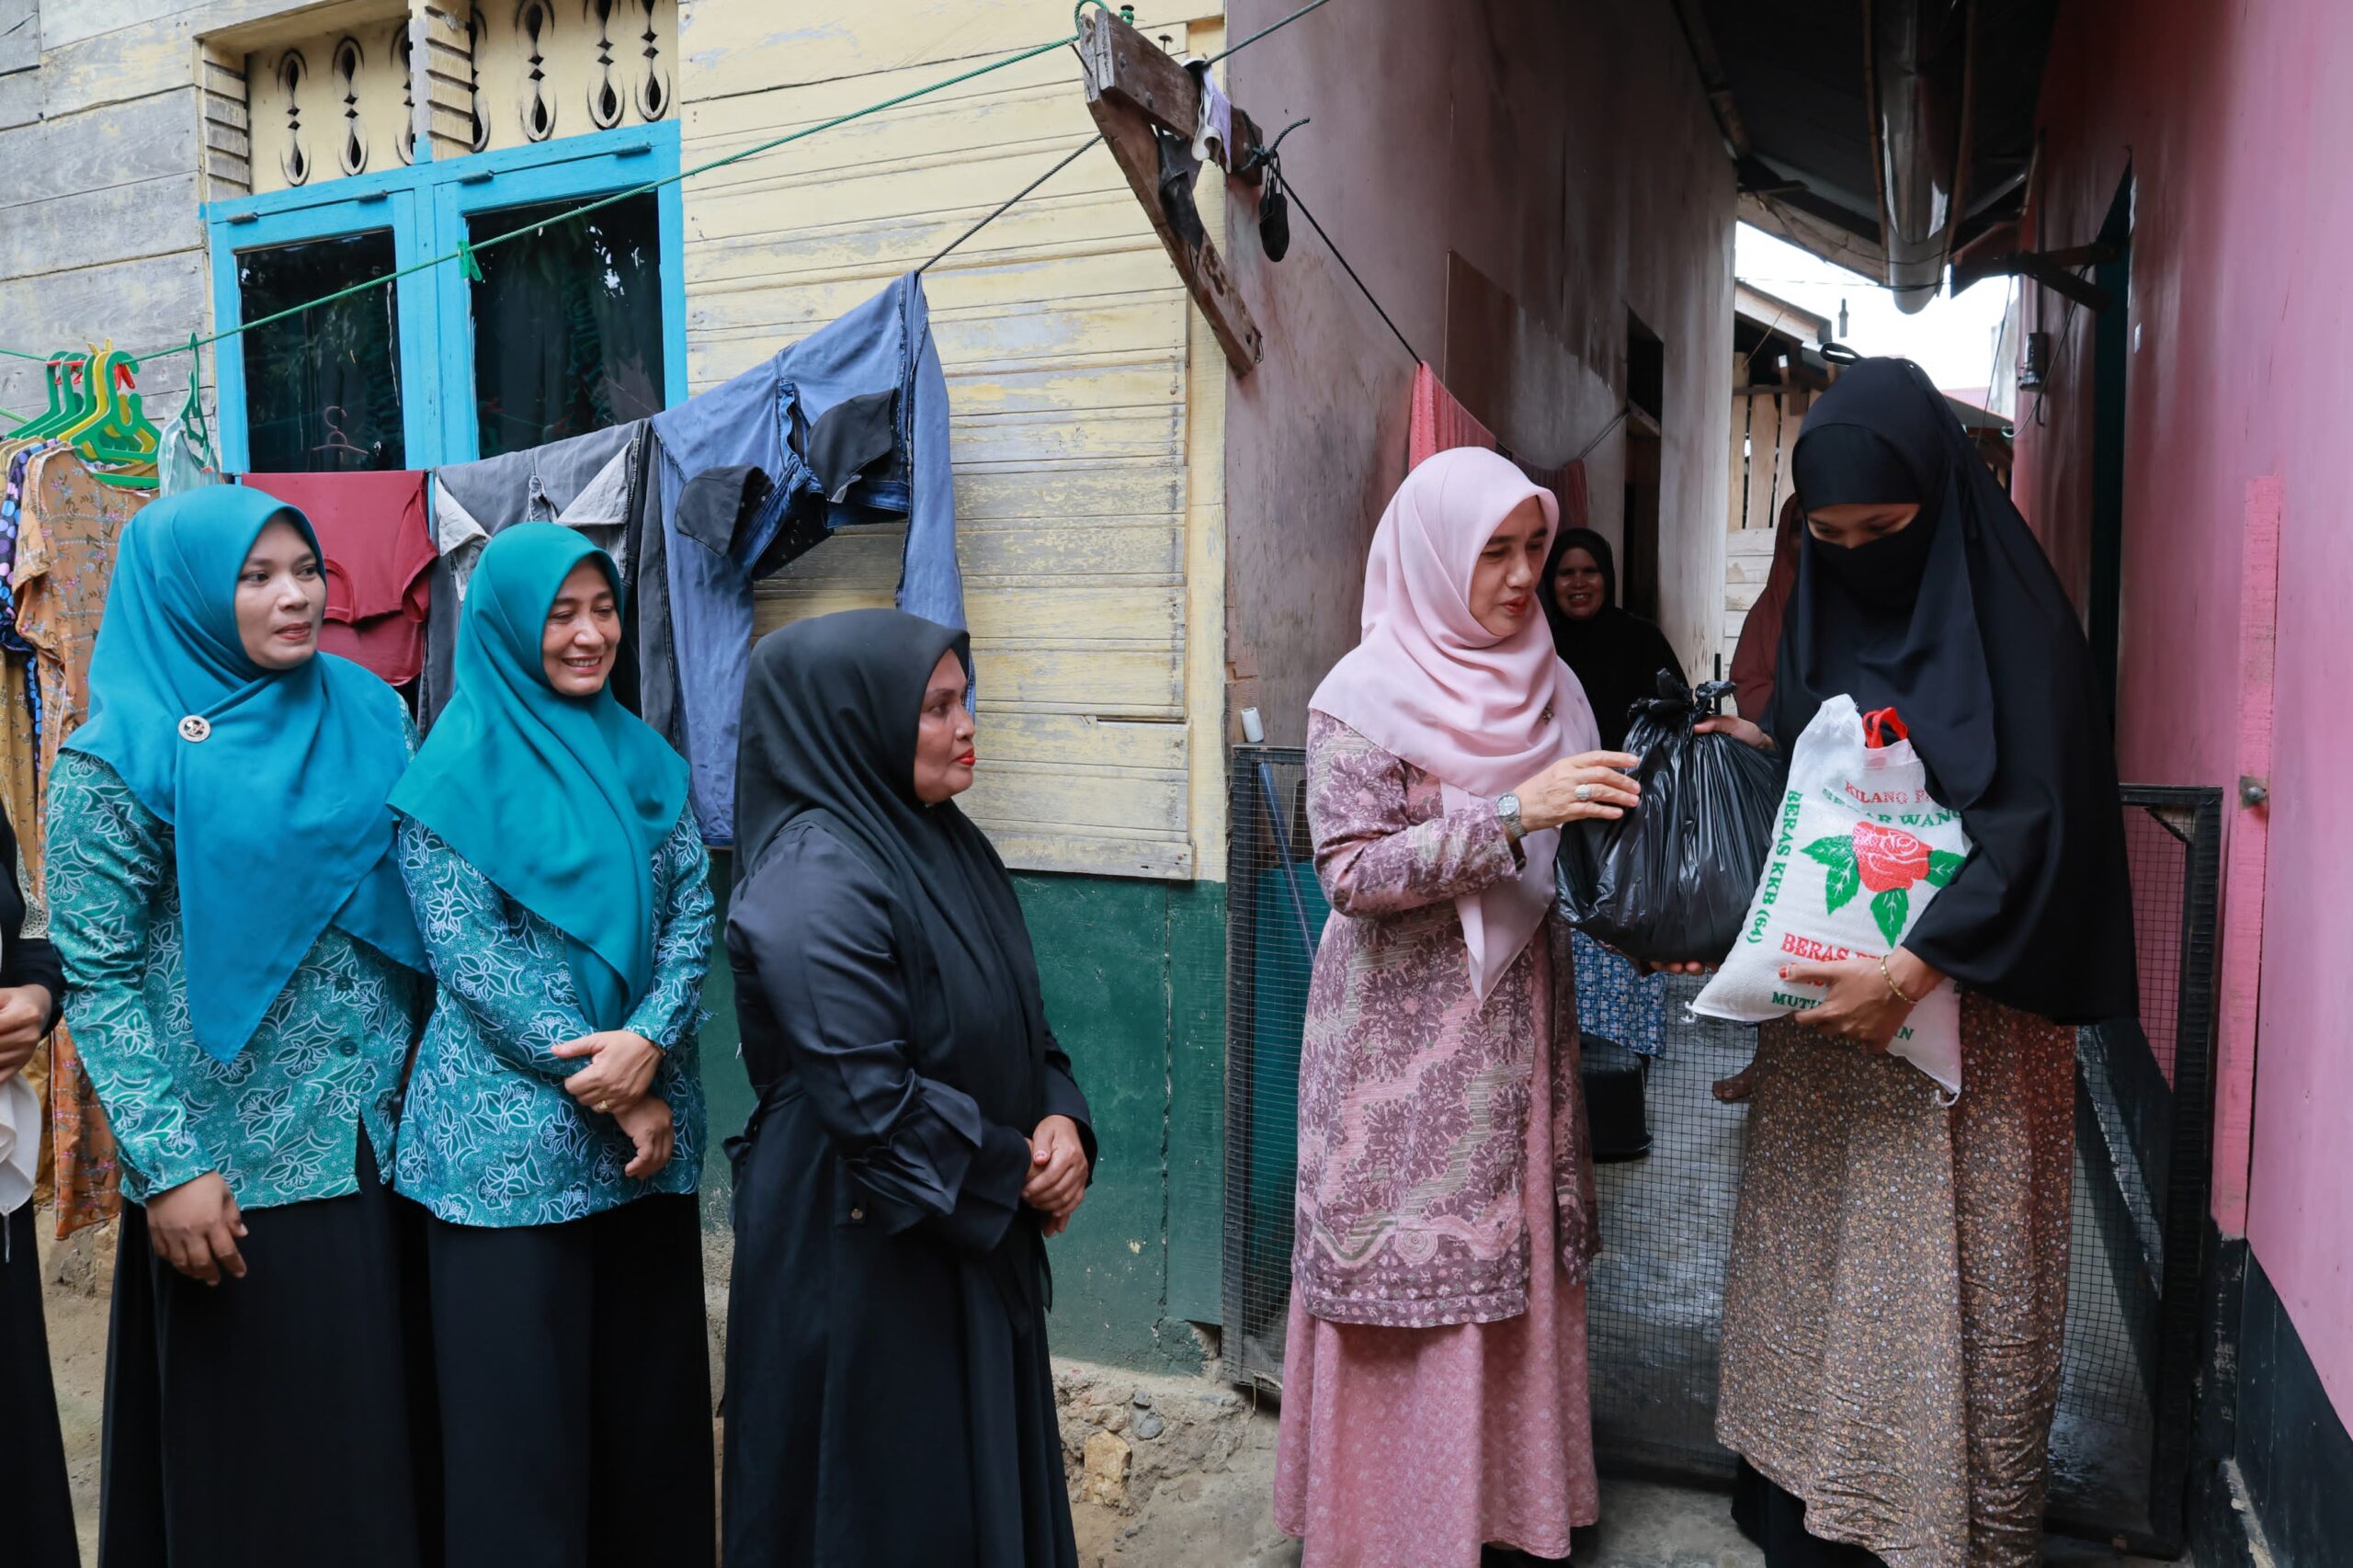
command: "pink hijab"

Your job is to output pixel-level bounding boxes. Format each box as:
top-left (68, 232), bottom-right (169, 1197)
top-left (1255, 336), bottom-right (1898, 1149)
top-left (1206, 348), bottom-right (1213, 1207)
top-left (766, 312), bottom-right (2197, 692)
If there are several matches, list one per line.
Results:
top-left (1311, 447), bottom-right (1598, 998)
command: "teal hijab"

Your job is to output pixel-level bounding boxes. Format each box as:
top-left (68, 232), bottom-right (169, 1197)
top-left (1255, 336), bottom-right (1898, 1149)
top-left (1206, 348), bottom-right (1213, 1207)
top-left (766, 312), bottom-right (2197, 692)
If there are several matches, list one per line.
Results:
top-left (67, 485), bottom-right (426, 1062)
top-left (392, 524), bottom-right (689, 1029)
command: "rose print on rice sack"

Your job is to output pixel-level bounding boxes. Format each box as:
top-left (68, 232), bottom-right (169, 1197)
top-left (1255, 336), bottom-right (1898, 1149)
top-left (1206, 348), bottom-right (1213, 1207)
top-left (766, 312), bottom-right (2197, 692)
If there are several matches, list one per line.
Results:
top-left (1801, 821), bottom-right (1968, 946)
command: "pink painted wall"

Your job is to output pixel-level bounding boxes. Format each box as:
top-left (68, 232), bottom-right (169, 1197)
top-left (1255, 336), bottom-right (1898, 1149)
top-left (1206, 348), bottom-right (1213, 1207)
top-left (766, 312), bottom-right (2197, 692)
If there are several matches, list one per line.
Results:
top-left (1221, 0), bottom-right (1733, 744)
top-left (2013, 0), bottom-right (2353, 1419)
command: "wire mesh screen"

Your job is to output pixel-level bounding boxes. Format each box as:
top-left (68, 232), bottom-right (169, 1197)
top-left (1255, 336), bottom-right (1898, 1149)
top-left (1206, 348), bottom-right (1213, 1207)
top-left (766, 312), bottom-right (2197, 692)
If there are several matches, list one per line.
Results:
top-left (1223, 755), bottom-right (2220, 1557)
top-left (1223, 747), bottom-right (1317, 1377)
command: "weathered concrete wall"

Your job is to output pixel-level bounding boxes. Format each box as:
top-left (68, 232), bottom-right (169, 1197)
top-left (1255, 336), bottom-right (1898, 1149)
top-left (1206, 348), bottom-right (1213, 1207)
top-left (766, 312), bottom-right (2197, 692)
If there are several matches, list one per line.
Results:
top-left (1220, 0), bottom-right (1733, 745)
top-left (2014, 0), bottom-right (2353, 1478)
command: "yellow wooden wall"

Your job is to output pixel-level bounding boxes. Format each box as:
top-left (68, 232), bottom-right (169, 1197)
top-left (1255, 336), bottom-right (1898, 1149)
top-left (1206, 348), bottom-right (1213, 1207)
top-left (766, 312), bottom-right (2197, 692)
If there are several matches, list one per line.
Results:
top-left (676, 1), bottom-right (1226, 881)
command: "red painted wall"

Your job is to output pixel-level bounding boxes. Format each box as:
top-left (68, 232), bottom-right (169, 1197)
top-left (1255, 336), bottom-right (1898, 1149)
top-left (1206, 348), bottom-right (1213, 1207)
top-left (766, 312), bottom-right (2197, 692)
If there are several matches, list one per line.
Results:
top-left (2014, 0), bottom-right (2353, 1419)
top-left (1221, 0), bottom-right (1733, 744)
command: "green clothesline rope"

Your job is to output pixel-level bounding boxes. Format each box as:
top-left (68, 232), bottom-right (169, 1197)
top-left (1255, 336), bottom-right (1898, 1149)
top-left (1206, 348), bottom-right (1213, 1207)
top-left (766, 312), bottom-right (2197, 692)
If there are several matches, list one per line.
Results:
top-left (1, 0), bottom-right (1340, 381)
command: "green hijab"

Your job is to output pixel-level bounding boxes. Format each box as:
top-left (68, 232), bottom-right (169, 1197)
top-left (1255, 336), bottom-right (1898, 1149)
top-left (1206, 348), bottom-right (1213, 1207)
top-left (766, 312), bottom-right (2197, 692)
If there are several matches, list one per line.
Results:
top-left (392, 524), bottom-right (690, 1028)
top-left (66, 485), bottom-right (425, 1062)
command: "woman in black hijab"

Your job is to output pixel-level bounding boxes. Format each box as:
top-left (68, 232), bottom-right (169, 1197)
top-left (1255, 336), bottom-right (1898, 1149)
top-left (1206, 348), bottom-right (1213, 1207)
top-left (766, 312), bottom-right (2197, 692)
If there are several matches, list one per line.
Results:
top-left (721, 608), bottom-right (1094, 1568)
top-left (1540, 527), bottom-right (1684, 750)
top-left (1543, 526), bottom-right (1680, 1108)
top-left (1700, 358), bottom-right (2134, 1568)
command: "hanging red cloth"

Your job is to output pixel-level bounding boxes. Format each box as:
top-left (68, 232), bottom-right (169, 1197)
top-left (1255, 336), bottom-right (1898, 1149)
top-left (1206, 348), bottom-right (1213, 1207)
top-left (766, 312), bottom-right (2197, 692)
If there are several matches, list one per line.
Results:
top-left (1407, 362), bottom-right (1588, 527)
top-left (242, 472), bottom-right (436, 686)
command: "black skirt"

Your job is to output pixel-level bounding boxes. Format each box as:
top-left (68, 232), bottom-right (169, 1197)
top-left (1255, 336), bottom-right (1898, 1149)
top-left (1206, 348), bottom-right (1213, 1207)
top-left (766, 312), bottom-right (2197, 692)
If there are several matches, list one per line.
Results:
top-left (422, 1193), bottom-right (712, 1568)
top-left (4, 1201), bottom-right (80, 1568)
top-left (98, 1136), bottom-right (435, 1568)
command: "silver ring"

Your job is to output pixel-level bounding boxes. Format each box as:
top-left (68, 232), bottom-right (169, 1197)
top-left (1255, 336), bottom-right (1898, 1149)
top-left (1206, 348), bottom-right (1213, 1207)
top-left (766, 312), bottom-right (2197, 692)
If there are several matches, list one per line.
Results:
top-left (1574, 783), bottom-right (1594, 802)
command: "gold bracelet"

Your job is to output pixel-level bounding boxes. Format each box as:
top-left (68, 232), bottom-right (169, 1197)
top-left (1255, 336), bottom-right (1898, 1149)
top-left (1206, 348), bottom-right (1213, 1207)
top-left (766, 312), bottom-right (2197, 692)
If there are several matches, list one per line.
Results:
top-left (1878, 953), bottom-right (1918, 1006)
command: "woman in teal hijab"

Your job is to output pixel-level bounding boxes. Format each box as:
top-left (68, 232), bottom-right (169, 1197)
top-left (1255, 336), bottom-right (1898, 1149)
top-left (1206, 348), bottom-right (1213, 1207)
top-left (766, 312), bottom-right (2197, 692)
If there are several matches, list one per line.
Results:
top-left (46, 483), bottom-right (434, 1568)
top-left (391, 522), bottom-right (716, 1568)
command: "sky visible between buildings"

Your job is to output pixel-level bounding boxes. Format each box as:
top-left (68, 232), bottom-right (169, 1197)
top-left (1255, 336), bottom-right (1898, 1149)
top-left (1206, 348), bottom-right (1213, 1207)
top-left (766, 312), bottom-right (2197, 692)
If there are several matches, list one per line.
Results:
top-left (1735, 223), bottom-right (2016, 415)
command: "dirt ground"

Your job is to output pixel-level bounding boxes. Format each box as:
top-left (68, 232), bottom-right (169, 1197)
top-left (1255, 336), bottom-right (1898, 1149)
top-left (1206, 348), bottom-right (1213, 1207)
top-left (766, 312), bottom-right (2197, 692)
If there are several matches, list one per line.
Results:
top-left (36, 1217), bottom-right (2184, 1568)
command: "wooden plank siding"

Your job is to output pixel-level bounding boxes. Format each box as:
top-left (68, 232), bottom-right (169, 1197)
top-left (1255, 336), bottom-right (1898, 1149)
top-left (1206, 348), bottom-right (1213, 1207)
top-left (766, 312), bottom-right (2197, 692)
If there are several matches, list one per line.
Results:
top-left (680, 1), bottom-right (1226, 881)
top-left (1722, 367), bottom-right (1806, 653)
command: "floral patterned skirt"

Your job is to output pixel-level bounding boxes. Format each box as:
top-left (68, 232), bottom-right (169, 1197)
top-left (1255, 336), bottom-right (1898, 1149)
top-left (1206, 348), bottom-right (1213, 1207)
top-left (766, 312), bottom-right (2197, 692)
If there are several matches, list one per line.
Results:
top-left (1275, 997), bottom-right (1599, 1566)
top-left (1716, 993), bottom-right (2075, 1568)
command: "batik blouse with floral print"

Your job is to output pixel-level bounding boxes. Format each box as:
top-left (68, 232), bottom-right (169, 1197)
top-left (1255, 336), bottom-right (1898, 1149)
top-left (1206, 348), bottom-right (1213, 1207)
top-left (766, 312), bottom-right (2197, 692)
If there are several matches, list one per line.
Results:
top-left (47, 750), bottom-right (423, 1210)
top-left (1291, 711), bottom-right (1599, 1328)
top-left (392, 809), bottom-right (712, 1228)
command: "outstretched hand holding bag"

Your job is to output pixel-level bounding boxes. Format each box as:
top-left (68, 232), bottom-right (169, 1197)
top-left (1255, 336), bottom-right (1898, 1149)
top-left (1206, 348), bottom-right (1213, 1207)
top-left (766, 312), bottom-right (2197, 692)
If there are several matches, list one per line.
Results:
top-left (1553, 673), bottom-right (1780, 966)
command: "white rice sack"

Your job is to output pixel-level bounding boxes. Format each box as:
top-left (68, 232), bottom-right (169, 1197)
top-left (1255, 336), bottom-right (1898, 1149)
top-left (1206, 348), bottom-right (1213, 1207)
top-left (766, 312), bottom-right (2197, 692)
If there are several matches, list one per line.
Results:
top-left (1691, 695), bottom-right (1973, 1096)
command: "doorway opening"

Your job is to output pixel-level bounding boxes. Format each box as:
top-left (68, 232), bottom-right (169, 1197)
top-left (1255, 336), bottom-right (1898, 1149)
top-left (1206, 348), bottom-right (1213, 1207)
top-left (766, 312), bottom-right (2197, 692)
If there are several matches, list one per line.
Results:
top-left (2088, 169), bottom-right (2133, 714)
top-left (1623, 311), bottom-right (1665, 622)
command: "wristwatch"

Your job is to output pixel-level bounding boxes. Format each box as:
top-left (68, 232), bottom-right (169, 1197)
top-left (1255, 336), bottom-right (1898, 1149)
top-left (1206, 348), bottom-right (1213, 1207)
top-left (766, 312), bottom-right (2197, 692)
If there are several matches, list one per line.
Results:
top-left (1495, 791), bottom-right (1525, 842)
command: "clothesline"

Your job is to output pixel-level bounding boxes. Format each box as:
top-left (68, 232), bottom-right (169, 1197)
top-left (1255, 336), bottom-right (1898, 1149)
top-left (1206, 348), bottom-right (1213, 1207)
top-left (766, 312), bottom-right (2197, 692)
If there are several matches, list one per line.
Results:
top-left (0, 0), bottom-right (1348, 379)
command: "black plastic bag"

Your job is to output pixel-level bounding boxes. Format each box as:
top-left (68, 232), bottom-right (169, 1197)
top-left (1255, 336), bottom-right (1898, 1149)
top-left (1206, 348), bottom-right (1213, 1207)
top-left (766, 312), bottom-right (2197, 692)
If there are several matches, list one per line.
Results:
top-left (1554, 673), bottom-right (1780, 964)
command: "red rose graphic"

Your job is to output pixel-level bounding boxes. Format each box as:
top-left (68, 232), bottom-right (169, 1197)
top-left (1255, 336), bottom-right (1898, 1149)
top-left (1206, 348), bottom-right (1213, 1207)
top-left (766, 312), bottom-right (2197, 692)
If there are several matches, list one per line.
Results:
top-left (1852, 821), bottom-right (1931, 893)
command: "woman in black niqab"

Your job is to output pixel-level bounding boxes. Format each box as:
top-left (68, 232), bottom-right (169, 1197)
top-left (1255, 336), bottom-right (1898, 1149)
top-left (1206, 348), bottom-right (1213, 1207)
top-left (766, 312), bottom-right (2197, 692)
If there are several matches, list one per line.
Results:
top-left (1711, 358), bottom-right (2134, 1568)
top-left (1760, 356), bottom-right (2135, 1024)
top-left (720, 608), bottom-right (1093, 1568)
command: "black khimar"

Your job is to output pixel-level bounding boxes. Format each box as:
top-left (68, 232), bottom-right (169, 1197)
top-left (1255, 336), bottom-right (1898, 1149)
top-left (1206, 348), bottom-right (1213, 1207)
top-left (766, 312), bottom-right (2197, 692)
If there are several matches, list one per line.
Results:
top-left (1767, 358), bottom-right (2136, 1025)
top-left (733, 608), bottom-right (1048, 1136)
top-left (1540, 526), bottom-right (1683, 752)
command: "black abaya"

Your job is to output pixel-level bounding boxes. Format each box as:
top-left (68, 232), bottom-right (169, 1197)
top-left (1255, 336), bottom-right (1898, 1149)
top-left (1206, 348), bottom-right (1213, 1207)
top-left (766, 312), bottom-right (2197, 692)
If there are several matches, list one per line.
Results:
top-left (723, 827), bottom-right (1087, 1568)
top-left (99, 1137), bottom-right (433, 1568)
top-left (721, 610), bottom-right (1092, 1568)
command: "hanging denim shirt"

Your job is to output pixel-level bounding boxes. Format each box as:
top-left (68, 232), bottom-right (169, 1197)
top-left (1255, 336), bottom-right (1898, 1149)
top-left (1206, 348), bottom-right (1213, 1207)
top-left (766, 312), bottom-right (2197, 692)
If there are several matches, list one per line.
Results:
top-left (392, 809), bottom-right (712, 1228)
top-left (650, 273), bottom-right (965, 843)
top-left (46, 752), bottom-right (422, 1210)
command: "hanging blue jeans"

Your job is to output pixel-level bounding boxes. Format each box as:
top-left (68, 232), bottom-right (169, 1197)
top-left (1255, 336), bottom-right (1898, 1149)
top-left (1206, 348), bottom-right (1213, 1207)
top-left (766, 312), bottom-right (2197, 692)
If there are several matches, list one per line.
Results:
top-left (651, 274), bottom-right (964, 844)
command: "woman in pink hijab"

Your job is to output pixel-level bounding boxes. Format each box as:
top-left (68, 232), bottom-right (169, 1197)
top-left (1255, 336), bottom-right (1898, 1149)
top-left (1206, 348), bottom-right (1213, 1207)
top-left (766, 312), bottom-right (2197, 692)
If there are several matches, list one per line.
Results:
top-left (1274, 448), bottom-right (1642, 1567)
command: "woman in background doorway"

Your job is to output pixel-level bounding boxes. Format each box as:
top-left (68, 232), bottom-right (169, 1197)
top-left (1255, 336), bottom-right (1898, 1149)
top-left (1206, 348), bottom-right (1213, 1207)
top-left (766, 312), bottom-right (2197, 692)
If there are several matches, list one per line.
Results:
top-left (1541, 523), bottom-right (1681, 1121)
top-left (1540, 525), bottom-right (1682, 751)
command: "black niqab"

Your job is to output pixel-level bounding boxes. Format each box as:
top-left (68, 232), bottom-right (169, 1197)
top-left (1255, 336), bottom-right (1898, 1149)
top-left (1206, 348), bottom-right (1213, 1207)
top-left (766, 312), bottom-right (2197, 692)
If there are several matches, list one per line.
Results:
top-left (734, 608), bottom-right (1048, 1134)
top-left (1540, 527), bottom-right (1683, 751)
top-left (1767, 358), bottom-right (2134, 1024)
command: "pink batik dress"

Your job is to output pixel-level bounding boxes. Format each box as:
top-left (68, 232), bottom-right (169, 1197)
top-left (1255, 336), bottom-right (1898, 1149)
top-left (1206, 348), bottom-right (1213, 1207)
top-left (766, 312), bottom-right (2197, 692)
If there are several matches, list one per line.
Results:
top-left (1274, 711), bottom-right (1602, 1568)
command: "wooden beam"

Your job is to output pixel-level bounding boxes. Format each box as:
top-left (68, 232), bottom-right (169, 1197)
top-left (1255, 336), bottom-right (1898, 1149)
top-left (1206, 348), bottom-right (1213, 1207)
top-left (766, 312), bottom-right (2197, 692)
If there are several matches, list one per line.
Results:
top-left (1080, 9), bottom-right (1263, 375)
top-left (1077, 11), bottom-right (1265, 180)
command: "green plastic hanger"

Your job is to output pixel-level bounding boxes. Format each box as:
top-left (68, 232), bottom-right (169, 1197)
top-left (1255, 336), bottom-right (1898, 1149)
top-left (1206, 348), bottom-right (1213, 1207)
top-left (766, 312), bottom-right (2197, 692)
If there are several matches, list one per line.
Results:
top-left (174, 335), bottom-right (219, 475)
top-left (67, 347), bottom-right (162, 490)
top-left (13, 350), bottom-right (92, 439)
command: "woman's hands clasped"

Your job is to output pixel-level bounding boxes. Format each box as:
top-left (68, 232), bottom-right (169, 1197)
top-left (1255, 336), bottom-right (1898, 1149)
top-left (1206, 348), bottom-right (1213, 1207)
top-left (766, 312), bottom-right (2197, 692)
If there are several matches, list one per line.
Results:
top-left (1511, 751), bottom-right (1643, 831)
top-left (555, 1029), bottom-right (664, 1113)
top-left (147, 1171), bottom-right (248, 1286)
top-left (1024, 1114), bottom-right (1088, 1237)
top-left (554, 1029), bottom-right (676, 1177)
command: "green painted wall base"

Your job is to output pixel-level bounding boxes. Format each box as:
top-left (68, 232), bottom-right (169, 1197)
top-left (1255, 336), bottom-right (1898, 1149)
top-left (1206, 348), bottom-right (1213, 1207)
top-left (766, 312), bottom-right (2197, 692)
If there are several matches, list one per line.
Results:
top-left (694, 862), bottom-right (1227, 1376)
